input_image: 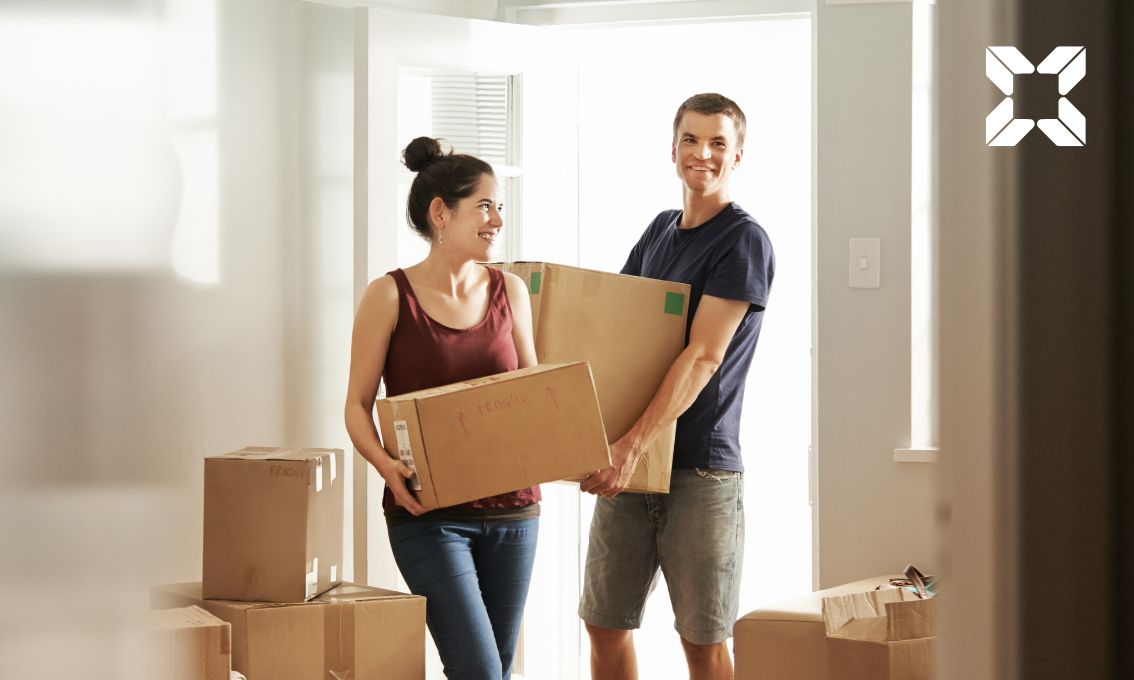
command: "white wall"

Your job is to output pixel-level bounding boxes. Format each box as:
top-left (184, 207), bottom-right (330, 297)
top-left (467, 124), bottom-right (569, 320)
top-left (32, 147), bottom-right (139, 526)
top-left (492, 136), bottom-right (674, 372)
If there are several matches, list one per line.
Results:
top-left (814, 0), bottom-right (938, 588)
top-left (0, 1), bottom-right (352, 676)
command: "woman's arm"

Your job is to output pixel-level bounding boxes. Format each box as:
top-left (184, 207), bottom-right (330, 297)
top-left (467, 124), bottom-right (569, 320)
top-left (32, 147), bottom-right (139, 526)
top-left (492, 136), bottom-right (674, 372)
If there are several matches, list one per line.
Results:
top-left (503, 271), bottom-right (538, 369)
top-left (344, 275), bottom-right (427, 515)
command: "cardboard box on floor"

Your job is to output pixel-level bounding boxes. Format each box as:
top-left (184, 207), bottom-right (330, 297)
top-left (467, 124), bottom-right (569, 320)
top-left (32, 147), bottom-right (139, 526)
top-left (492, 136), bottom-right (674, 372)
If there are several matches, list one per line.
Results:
top-left (490, 262), bottom-right (690, 493)
top-left (149, 605), bottom-right (231, 680)
top-left (823, 588), bottom-right (937, 680)
top-left (203, 447), bottom-right (344, 603)
top-left (375, 362), bottom-right (610, 510)
top-left (152, 582), bottom-right (426, 680)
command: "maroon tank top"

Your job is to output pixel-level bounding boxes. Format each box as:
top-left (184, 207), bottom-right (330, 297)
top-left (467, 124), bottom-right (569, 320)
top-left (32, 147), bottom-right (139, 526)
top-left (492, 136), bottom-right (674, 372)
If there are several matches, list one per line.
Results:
top-left (382, 266), bottom-right (541, 515)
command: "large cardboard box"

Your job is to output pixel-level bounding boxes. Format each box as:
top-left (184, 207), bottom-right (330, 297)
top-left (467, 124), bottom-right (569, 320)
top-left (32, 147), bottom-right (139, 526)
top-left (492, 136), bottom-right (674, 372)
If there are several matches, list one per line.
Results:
top-left (491, 262), bottom-right (689, 492)
top-left (152, 582), bottom-right (426, 680)
top-left (203, 447), bottom-right (344, 603)
top-left (149, 605), bottom-right (232, 680)
top-left (375, 362), bottom-right (610, 510)
top-left (823, 589), bottom-right (937, 680)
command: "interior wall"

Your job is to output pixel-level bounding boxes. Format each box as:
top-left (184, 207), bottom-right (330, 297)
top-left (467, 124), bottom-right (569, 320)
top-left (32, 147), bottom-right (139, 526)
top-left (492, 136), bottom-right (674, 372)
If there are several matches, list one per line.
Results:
top-left (0, 1), bottom-right (345, 676)
top-left (814, 0), bottom-right (938, 588)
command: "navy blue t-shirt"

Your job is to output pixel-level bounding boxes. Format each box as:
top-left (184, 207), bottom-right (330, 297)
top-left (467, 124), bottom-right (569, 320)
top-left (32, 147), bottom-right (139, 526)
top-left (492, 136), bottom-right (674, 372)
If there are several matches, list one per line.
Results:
top-left (621, 202), bottom-right (774, 473)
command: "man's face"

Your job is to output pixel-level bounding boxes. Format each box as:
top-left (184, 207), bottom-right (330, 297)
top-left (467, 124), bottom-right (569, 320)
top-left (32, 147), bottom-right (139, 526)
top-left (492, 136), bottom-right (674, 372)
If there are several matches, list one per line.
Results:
top-left (671, 111), bottom-right (743, 196)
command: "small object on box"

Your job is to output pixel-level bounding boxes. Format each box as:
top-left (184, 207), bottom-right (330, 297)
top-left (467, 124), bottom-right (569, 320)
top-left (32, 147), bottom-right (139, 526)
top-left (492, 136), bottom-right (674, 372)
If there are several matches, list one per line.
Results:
top-left (882, 564), bottom-right (937, 598)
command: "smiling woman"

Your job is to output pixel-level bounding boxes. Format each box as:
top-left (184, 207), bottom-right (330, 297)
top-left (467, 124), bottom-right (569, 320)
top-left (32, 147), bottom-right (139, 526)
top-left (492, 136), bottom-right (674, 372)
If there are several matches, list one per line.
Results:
top-left (344, 135), bottom-right (542, 679)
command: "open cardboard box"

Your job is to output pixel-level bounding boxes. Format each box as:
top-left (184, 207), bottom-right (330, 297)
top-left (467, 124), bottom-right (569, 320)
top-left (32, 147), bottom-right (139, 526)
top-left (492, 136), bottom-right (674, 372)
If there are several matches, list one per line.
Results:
top-left (823, 588), bottom-right (937, 680)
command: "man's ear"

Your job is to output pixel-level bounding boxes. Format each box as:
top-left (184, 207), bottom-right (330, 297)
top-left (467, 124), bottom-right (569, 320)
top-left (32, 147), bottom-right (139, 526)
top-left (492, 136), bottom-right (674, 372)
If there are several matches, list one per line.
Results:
top-left (671, 144), bottom-right (677, 164)
top-left (733, 146), bottom-right (744, 169)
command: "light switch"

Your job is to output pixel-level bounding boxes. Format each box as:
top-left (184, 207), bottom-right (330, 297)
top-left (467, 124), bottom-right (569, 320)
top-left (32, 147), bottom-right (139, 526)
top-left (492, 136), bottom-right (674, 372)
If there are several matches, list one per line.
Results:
top-left (849, 238), bottom-right (880, 288)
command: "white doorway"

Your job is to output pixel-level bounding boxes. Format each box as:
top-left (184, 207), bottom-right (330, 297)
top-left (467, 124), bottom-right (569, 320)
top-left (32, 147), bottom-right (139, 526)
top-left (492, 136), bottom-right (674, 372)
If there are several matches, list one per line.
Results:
top-left (354, 7), bottom-right (814, 679)
top-left (567, 17), bottom-right (814, 678)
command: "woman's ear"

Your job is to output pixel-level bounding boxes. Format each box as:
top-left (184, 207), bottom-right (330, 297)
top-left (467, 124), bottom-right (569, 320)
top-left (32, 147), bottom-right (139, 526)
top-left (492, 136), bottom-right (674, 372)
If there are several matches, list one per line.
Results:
top-left (429, 196), bottom-right (448, 232)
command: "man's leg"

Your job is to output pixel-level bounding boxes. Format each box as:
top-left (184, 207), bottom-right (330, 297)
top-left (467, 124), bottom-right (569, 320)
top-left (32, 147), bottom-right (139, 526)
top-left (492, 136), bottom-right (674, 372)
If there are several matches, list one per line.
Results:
top-left (657, 468), bottom-right (745, 680)
top-left (586, 623), bottom-right (638, 680)
top-left (680, 638), bottom-right (733, 680)
top-left (579, 494), bottom-right (661, 680)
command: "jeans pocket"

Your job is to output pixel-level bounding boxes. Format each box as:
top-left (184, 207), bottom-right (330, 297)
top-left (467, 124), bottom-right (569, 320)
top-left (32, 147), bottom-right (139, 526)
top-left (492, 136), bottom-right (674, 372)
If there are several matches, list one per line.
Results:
top-left (694, 468), bottom-right (739, 483)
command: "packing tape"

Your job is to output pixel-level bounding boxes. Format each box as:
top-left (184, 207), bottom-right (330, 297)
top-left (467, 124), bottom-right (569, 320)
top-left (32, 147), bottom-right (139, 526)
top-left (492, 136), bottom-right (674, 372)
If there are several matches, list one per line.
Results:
top-left (330, 450), bottom-right (338, 484)
top-left (314, 456), bottom-right (324, 493)
top-left (324, 602), bottom-right (355, 680)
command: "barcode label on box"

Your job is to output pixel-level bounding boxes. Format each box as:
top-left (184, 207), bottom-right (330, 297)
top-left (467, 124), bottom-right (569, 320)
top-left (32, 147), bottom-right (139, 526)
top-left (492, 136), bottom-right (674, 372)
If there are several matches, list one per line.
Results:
top-left (393, 420), bottom-right (421, 491)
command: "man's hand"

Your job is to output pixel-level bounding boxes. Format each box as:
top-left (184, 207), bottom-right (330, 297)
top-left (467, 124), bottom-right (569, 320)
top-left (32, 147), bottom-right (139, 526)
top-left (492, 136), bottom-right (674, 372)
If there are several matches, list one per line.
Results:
top-left (580, 436), bottom-right (639, 497)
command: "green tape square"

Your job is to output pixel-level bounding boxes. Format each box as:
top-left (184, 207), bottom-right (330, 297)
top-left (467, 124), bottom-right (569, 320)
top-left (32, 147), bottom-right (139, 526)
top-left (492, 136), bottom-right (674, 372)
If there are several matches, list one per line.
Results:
top-left (664, 291), bottom-right (685, 315)
top-left (529, 271), bottom-right (542, 294)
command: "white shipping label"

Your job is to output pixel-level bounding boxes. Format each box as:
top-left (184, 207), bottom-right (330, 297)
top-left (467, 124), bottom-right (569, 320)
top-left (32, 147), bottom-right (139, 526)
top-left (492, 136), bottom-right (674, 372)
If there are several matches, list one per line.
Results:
top-left (393, 420), bottom-right (422, 491)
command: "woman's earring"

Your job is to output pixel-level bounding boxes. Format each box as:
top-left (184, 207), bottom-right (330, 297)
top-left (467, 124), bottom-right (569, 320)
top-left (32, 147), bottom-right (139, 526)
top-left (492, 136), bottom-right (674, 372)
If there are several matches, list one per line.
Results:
top-left (438, 234), bottom-right (444, 246)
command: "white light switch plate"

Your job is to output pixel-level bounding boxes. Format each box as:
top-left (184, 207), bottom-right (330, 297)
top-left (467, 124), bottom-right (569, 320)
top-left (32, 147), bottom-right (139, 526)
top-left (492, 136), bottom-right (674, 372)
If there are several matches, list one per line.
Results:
top-left (849, 237), bottom-right (880, 288)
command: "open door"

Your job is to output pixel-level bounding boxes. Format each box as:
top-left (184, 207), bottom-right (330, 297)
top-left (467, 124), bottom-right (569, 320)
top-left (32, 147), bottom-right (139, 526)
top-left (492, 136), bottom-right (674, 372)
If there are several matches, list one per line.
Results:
top-left (352, 7), bottom-right (579, 678)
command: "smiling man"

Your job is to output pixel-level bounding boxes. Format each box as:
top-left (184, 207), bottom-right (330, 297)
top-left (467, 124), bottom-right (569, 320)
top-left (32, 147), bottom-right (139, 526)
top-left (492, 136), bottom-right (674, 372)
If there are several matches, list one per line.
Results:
top-left (579, 93), bottom-right (775, 680)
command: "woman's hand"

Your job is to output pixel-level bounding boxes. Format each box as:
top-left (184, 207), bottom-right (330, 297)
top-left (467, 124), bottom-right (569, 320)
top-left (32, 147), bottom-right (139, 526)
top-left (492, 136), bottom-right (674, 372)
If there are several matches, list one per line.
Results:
top-left (375, 454), bottom-right (429, 516)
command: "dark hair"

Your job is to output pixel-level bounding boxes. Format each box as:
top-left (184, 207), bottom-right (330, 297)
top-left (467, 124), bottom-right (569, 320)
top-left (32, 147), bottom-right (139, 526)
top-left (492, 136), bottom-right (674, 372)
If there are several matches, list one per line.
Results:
top-left (402, 137), bottom-right (494, 242)
top-left (671, 93), bottom-right (747, 148)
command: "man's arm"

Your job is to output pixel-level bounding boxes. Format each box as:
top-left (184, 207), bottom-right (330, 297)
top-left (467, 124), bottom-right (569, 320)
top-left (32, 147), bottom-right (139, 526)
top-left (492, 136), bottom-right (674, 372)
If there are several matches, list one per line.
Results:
top-left (579, 293), bottom-right (752, 496)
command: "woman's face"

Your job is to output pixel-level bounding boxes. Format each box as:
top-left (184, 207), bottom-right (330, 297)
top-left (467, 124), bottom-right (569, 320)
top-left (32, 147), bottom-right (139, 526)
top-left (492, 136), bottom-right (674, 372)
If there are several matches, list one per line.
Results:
top-left (438, 173), bottom-right (503, 259)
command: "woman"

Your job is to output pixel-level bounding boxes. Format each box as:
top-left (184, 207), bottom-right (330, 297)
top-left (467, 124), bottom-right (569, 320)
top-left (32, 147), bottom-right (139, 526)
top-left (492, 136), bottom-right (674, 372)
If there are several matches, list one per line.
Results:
top-left (344, 137), bottom-right (539, 680)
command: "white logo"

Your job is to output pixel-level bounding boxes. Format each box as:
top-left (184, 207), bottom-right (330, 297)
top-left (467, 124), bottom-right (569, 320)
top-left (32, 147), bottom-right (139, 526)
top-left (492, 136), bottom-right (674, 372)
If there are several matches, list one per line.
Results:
top-left (986, 46), bottom-right (1086, 146)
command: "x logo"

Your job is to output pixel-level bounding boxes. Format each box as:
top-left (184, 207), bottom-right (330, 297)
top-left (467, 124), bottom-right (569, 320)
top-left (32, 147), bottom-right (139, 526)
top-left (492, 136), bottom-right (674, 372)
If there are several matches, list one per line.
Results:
top-left (986, 46), bottom-right (1086, 146)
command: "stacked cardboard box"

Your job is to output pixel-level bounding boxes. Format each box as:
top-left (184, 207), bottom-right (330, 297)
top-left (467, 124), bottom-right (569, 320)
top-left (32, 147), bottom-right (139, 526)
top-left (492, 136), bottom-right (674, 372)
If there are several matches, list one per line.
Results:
top-left (490, 262), bottom-right (690, 492)
top-left (375, 362), bottom-right (611, 510)
top-left (153, 582), bottom-right (426, 680)
top-left (148, 605), bottom-right (231, 680)
top-left (153, 446), bottom-right (427, 679)
top-left (203, 447), bottom-right (344, 603)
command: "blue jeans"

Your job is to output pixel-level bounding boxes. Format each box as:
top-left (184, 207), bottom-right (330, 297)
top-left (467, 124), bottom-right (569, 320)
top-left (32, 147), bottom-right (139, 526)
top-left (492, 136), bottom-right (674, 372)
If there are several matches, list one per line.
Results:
top-left (388, 517), bottom-right (539, 679)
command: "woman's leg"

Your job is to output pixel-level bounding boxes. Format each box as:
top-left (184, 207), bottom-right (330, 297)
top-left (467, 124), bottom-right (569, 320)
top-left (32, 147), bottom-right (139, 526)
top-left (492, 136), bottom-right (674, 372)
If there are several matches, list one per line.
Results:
top-left (388, 520), bottom-right (502, 680)
top-left (473, 518), bottom-right (539, 678)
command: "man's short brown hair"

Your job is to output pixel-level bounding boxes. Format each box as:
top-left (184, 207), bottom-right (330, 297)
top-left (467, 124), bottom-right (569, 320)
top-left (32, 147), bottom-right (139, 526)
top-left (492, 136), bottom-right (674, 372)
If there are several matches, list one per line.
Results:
top-left (672, 93), bottom-right (747, 148)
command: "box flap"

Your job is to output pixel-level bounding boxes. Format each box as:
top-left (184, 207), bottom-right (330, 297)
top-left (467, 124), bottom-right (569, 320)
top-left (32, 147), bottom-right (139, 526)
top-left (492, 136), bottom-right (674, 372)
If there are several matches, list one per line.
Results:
top-left (823, 588), bottom-right (922, 638)
top-left (206, 446), bottom-right (341, 463)
top-left (886, 597), bottom-right (937, 640)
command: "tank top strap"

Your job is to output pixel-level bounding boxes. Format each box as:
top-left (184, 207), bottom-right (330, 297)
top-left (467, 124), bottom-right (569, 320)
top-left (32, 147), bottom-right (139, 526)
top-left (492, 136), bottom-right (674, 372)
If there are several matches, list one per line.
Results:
top-left (484, 265), bottom-right (511, 318)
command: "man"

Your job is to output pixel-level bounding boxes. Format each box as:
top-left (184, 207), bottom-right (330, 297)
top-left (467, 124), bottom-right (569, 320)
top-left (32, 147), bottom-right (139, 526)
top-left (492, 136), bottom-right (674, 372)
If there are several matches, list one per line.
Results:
top-left (580, 93), bottom-right (775, 680)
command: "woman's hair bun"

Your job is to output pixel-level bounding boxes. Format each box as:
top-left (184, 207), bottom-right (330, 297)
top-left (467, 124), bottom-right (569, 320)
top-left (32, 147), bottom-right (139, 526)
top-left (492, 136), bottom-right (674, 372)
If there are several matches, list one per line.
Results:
top-left (402, 136), bottom-right (447, 172)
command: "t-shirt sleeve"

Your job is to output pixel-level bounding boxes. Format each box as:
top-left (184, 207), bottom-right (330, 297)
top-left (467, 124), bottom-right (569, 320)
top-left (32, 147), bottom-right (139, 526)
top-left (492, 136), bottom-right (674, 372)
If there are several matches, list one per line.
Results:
top-left (703, 222), bottom-right (775, 310)
top-left (620, 238), bottom-right (643, 276)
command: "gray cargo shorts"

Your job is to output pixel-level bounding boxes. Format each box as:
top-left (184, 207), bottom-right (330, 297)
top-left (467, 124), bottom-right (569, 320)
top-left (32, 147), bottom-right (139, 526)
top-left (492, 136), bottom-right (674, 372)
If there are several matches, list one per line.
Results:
top-left (578, 468), bottom-right (744, 645)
